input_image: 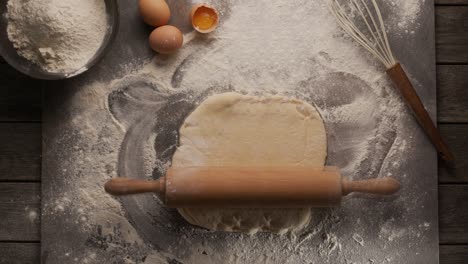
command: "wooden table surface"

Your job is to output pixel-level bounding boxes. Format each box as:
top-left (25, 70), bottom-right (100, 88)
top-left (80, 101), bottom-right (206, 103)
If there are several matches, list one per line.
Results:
top-left (1, 1), bottom-right (468, 263)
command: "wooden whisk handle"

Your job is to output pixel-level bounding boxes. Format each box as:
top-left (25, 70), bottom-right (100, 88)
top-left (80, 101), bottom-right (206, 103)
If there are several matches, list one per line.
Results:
top-left (341, 177), bottom-right (400, 196)
top-left (104, 177), bottom-right (166, 196)
top-left (387, 63), bottom-right (454, 162)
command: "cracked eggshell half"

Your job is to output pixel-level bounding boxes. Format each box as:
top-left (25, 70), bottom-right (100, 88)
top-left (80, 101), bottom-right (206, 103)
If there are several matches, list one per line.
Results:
top-left (190, 4), bottom-right (219, 33)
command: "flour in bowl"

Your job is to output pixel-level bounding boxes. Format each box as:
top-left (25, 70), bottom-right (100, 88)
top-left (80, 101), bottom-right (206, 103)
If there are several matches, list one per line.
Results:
top-left (6, 0), bottom-right (108, 73)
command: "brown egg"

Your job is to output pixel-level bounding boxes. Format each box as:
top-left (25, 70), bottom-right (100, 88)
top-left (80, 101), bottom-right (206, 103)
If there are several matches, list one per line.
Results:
top-left (191, 4), bottom-right (219, 33)
top-left (139, 0), bottom-right (170, 27)
top-left (149, 25), bottom-right (183, 54)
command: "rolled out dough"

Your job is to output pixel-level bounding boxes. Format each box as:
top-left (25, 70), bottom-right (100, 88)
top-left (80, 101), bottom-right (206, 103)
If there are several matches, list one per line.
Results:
top-left (172, 92), bottom-right (327, 234)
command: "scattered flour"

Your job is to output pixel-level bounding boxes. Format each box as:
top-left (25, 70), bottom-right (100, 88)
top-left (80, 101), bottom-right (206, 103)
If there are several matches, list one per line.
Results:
top-left (389, 0), bottom-right (426, 30)
top-left (24, 206), bottom-right (38, 222)
top-left (319, 233), bottom-right (341, 257)
top-left (43, 81), bottom-right (125, 225)
top-left (352, 233), bottom-right (365, 246)
top-left (6, 0), bottom-right (108, 73)
top-left (41, 0), bottom-right (432, 263)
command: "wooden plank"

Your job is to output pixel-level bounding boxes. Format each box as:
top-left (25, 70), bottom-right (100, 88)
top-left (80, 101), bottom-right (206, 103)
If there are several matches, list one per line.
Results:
top-left (436, 0), bottom-right (468, 4)
top-left (440, 245), bottom-right (468, 264)
top-left (437, 65), bottom-right (468, 123)
top-left (0, 57), bottom-right (42, 122)
top-left (0, 243), bottom-right (40, 264)
top-left (439, 185), bottom-right (468, 244)
top-left (436, 6), bottom-right (468, 63)
top-left (0, 124), bottom-right (41, 181)
top-left (439, 124), bottom-right (468, 183)
top-left (0, 183), bottom-right (40, 241)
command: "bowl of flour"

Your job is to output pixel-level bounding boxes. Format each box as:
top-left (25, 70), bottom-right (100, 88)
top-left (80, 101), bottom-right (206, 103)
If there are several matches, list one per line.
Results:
top-left (0, 0), bottom-right (119, 80)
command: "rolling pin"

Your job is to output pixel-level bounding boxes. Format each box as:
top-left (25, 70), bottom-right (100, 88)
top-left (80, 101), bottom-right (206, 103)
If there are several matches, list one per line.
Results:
top-left (104, 166), bottom-right (400, 208)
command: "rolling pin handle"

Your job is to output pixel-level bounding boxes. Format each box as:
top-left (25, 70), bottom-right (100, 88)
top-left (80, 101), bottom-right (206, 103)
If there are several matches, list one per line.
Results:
top-left (104, 177), bottom-right (166, 196)
top-left (341, 177), bottom-right (401, 196)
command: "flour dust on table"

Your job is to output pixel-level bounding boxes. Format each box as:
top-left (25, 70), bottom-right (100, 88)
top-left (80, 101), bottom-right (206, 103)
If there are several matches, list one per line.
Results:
top-left (42, 0), bottom-right (436, 263)
top-left (389, 0), bottom-right (426, 30)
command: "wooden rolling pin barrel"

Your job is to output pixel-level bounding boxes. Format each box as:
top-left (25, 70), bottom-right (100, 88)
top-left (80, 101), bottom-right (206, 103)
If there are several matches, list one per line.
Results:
top-left (105, 166), bottom-right (400, 208)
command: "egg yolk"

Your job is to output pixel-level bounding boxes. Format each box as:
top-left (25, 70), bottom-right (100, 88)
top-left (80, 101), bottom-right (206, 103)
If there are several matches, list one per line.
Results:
top-left (193, 7), bottom-right (217, 30)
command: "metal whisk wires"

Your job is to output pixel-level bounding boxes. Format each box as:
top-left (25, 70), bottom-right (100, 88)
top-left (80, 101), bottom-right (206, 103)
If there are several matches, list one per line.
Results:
top-left (328, 0), bottom-right (396, 68)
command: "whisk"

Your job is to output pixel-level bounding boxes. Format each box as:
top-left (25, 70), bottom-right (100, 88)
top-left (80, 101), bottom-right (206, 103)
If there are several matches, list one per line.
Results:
top-left (328, 0), bottom-right (454, 162)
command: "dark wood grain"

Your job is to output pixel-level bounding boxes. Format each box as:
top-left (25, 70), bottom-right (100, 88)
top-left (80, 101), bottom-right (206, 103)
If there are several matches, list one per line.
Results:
top-left (436, 0), bottom-right (468, 5)
top-left (436, 6), bottom-right (468, 63)
top-left (0, 58), bottom-right (42, 122)
top-left (435, 9), bottom-right (468, 264)
top-left (0, 243), bottom-right (40, 264)
top-left (439, 124), bottom-right (468, 183)
top-left (0, 183), bottom-right (40, 241)
top-left (439, 185), bottom-right (468, 244)
top-left (0, 124), bottom-right (41, 182)
top-left (437, 65), bottom-right (468, 123)
top-left (440, 245), bottom-right (468, 264)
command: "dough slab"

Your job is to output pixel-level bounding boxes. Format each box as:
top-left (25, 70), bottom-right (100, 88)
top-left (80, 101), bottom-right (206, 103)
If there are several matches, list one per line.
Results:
top-left (172, 92), bottom-right (327, 234)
